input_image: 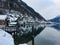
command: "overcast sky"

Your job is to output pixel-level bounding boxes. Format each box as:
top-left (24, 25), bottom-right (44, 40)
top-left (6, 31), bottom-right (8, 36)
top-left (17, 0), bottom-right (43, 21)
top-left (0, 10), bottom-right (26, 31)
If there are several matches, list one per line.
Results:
top-left (22, 0), bottom-right (60, 20)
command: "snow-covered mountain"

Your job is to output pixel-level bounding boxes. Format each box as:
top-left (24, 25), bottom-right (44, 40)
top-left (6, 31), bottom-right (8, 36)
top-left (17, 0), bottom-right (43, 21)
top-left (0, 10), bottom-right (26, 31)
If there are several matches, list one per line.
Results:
top-left (48, 15), bottom-right (60, 30)
top-left (49, 15), bottom-right (60, 23)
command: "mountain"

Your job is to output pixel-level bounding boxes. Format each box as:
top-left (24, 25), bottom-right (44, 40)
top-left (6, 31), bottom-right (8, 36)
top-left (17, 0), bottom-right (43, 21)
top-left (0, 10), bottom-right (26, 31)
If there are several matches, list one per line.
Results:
top-left (14, 0), bottom-right (46, 20)
top-left (0, 0), bottom-right (46, 21)
top-left (48, 15), bottom-right (60, 30)
top-left (0, 0), bottom-right (46, 44)
top-left (49, 15), bottom-right (60, 23)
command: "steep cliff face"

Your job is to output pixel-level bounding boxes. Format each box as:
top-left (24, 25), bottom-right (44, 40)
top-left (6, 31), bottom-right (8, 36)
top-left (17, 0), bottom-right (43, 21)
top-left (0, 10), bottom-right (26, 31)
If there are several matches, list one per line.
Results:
top-left (0, 0), bottom-right (45, 21)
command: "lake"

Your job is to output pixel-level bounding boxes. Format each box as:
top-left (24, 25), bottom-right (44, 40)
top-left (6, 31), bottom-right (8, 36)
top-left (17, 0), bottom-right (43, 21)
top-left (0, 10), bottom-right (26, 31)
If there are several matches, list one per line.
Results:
top-left (27, 27), bottom-right (60, 45)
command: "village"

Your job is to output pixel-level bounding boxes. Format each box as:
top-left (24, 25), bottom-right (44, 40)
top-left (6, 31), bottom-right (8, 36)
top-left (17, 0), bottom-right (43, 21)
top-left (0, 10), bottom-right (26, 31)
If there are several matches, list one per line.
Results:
top-left (0, 0), bottom-right (50, 45)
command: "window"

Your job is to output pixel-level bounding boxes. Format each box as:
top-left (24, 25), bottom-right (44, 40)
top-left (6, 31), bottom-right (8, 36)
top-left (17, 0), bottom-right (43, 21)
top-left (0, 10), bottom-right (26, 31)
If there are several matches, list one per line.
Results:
top-left (18, 0), bottom-right (21, 2)
top-left (21, 24), bottom-right (23, 27)
top-left (2, 0), bottom-right (6, 2)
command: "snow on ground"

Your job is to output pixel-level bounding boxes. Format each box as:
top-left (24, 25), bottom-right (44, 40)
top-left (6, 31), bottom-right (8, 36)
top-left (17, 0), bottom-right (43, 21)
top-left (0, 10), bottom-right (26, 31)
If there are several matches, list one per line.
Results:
top-left (0, 15), bottom-right (7, 20)
top-left (0, 29), bottom-right (14, 45)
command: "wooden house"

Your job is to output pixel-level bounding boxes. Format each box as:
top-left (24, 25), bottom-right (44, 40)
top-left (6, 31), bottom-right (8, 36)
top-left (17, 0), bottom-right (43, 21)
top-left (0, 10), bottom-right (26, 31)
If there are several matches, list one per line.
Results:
top-left (0, 15), bottom-right (7, 29)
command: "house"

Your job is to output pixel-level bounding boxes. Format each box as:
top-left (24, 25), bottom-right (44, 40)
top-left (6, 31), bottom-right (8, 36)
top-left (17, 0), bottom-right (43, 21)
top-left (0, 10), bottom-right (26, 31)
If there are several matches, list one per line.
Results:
top-left (5, 13), bottom-right (20, 32)
top-left (0, 15), bottom-right (7, 29)
top-left (19, 43), bottom-right (28, 45)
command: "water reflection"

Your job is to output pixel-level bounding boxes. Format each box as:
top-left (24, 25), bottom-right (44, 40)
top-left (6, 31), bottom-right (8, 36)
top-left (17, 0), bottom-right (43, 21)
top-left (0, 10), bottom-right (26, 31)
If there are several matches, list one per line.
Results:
top-left (28, 27), bottom-right (60, 45)
top-left (14, 26), bottom-right (45, 44)
top-left (51, 24), bottom-right (60, 30)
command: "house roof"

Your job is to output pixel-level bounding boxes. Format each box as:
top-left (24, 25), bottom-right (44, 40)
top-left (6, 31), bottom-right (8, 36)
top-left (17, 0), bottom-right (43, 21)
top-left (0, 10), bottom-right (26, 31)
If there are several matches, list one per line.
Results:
top-left (0, 15), bottom-right (7, 20)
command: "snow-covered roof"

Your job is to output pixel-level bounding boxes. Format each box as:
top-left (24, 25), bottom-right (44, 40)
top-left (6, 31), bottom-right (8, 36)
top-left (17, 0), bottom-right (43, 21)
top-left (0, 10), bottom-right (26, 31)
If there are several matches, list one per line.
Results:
top-left (8, 22), bottom-right (17, 26)
top-left (9, 17), bottom-right (17, 21)
top-left (0, 15), bottom-right (7, 20)
top-left (9, 22), bottom-right (17, 24)
top-left (19, 43), bottom-right (27, 45)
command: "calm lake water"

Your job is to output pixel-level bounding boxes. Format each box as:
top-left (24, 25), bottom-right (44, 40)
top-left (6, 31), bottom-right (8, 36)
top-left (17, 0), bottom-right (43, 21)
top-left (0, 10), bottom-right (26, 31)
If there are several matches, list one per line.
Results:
top-left (27, 27), bottom-right (60, 45)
